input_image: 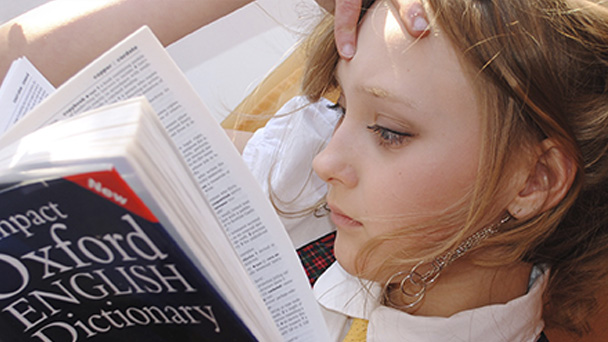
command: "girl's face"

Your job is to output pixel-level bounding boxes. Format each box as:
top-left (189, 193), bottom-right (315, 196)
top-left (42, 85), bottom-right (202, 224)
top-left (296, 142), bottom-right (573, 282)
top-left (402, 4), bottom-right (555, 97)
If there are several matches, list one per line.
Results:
top-left (312, 0), bottom-right (483, 278)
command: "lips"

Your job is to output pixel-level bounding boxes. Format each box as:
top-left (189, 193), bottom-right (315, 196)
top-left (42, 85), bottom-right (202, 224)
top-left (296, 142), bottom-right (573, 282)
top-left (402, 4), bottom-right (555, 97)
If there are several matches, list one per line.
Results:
top-left (328, 204), bottom-right (363, 228)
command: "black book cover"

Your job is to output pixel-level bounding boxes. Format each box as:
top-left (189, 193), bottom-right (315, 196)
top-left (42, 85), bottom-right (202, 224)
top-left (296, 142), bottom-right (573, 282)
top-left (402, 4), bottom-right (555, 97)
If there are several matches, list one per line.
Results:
top-left (0, 169), bottom-right (256, 342)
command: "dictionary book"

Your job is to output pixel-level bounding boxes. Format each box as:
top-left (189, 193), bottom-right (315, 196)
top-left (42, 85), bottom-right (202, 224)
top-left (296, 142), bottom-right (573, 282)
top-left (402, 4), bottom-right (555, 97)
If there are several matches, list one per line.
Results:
top-left (0, 28), bottom-right (331, 341)
top-left (0, 99), bottom-right (263, 341)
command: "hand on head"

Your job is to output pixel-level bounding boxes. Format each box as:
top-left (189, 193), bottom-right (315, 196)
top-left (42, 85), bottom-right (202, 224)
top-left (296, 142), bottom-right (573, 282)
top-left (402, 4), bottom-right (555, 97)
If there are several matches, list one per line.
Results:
top-left (318, 0), bottom-right (430, 59)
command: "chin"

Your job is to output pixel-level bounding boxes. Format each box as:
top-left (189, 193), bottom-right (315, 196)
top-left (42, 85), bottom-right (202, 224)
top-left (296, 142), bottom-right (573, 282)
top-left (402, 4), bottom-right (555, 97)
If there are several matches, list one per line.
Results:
top-left (333, 236), bottom-right (359, 275)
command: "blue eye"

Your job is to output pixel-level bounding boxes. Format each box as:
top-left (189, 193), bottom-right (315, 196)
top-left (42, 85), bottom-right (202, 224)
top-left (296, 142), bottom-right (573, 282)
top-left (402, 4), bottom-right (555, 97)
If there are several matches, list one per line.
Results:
top-left (366, 124), bottom-right (413, 147)
top-left (327, 100), bottom-right (412, 147)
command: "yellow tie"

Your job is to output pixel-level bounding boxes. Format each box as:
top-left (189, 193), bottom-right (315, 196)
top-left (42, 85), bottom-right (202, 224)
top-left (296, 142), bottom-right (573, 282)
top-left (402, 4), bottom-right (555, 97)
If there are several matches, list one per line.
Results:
top-left (342, 318), bottom-right (369, 342)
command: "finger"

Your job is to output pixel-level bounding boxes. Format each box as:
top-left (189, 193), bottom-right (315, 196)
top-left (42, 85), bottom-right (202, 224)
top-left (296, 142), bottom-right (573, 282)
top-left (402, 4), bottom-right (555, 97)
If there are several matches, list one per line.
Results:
top-left (334, 0), bottom-right (362, 59)
top-left (397, 1), bottom-right (430, 38)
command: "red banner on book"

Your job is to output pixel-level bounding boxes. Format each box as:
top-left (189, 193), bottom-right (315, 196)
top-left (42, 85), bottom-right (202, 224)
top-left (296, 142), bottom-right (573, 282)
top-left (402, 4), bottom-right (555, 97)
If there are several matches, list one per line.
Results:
top-left (65, 169), bottom-right (158, 222)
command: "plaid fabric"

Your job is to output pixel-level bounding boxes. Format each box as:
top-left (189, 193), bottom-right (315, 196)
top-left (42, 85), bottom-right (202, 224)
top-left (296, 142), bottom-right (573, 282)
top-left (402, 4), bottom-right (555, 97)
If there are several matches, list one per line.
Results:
top-left (297, 231), bottom-right (336, 286)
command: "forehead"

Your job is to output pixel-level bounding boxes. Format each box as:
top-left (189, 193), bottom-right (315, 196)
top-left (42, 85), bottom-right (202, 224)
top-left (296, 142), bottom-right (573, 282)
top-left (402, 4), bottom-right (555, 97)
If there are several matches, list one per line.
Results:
top-left (336, 0), bottom-right (477, 115)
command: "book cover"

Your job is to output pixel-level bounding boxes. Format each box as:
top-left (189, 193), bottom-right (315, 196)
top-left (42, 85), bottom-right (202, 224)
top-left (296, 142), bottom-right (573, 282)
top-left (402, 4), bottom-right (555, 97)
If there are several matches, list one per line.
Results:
top-left (0, 168), bottom-right (256, 342)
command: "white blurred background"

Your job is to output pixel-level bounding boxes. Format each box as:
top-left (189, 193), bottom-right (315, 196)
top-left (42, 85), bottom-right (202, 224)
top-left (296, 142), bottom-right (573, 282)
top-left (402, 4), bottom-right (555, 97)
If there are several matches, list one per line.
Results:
top-left (1, 0), bottom-right (323, 122)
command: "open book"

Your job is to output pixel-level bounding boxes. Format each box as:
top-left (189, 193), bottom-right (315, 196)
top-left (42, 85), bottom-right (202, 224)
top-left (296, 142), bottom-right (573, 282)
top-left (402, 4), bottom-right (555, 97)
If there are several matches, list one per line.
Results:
top-left (0, 27), bottom-right (330, 342)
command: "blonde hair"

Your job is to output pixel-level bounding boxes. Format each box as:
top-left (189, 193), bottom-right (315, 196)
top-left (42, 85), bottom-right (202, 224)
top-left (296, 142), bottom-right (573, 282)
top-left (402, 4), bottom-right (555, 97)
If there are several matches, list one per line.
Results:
top-left (300, 0), bottom-right (608, 335)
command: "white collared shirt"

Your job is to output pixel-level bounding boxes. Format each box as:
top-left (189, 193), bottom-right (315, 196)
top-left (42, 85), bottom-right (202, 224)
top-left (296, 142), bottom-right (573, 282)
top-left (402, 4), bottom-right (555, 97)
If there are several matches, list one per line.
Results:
top-left (314, 262), bottom-right (546, 342)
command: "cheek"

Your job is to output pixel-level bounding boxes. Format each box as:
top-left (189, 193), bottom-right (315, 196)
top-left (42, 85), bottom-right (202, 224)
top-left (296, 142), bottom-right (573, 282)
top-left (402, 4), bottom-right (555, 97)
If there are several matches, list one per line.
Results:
top-left (421, 155), bottom-right (478, 203)
top-left (368, 144), bottom-right (480, 225)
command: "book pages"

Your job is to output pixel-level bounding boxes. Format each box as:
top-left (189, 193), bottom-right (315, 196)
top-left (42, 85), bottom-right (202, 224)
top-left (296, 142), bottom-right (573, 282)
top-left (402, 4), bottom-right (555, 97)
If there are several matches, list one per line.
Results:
top-left (0, 57), bottom-right (55, 134)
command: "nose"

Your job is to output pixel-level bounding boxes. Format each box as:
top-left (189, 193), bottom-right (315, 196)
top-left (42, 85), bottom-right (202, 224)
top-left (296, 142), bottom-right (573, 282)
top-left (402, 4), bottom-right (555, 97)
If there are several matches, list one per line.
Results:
top-left (312, 120), bottom-right (359, 188)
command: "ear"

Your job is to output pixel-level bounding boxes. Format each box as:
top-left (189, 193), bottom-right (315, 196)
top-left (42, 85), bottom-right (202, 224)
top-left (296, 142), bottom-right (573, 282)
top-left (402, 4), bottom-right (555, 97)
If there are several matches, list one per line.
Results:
top-left (507, 139), bottom-right (577, 220)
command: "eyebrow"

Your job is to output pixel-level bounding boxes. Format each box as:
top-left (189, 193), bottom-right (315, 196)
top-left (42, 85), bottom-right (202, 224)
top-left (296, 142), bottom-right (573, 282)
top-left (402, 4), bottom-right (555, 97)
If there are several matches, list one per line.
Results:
top-left (360, 85), bottom-right (418, 110)
top-left (335, 67), bottom-right (418, 110)
top-left (364, 86), bottom-right (390, 98)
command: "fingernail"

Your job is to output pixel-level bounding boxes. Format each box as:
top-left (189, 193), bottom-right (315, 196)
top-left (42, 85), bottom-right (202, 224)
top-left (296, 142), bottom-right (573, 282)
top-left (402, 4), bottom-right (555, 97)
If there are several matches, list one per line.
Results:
top-left (412, 16), bottom-right (428, 32)
top-left (340, 43), bottom-right (355, 59)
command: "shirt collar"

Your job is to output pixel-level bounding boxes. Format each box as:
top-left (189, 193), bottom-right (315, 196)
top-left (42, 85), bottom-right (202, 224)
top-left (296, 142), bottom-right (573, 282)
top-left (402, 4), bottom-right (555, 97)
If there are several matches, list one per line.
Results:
top-left (314, 262), bottom-right (546, 342)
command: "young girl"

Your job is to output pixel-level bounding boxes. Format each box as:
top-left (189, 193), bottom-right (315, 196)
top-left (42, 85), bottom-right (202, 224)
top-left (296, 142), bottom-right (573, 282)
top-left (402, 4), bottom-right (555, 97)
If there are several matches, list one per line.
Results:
top-left (242, 0), bottom-right (608, 340)
top-left (2, 0), bottom-right (606, 340)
